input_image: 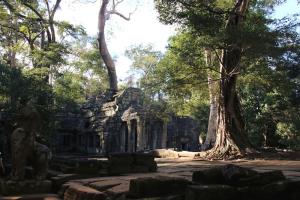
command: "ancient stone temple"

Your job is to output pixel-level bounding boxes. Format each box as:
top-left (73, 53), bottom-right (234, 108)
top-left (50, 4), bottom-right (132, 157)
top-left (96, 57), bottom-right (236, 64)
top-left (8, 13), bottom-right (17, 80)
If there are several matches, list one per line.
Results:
top-left (53, 88), bottom-right (200, 154)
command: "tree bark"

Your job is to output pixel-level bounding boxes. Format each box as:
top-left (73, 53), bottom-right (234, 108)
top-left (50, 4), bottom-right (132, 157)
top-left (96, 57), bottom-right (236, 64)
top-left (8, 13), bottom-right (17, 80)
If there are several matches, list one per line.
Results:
top-left (98, 0), bottom-right (118, 92)
top-left (202, 50), bottom-right (218, 150)
top-left (208, 0), bottom-right (254, 159)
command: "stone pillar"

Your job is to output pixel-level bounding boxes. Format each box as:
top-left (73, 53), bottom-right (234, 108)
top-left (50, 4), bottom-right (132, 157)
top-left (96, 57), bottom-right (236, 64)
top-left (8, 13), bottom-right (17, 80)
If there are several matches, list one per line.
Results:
top-left (120, 125), bottom-right (125, 152)
top-left (161, 121), bottom-right (168, 149)
top-left (127, 121), bottom-right (132, 152)
top-left (137, 119), bottom-right (145, 151)
top-left (93, 134), bottom-right (96, 153)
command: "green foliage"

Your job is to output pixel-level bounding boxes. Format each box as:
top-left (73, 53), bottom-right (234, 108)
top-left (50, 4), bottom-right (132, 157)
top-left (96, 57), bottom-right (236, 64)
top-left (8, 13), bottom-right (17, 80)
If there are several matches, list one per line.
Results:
top-left (54, 37), bottom-right (108, 112)
top-left (32, 43), bottom-right (69, 68)
top-left (0, 62), bottom-right (54, 137)
top-left (126, 33), bottom-right (210, 134)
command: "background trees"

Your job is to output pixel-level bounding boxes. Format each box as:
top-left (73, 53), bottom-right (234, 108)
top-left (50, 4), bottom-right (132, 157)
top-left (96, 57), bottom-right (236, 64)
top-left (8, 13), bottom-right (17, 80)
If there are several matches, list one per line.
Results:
top-left (0, 0), bottom-right (109, 138)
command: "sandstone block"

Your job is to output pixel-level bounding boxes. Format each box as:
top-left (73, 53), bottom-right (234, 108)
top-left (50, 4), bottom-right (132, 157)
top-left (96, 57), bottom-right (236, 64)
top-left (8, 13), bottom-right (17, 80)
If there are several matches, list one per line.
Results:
top-left (152, 149), bottom-right (179, 158)
top-left (129, 176), bottom-right (191, 198)
top-left (63, 184), bottom-right (106, 200)
top-left (192, 167), bottom-right (224, 184)
top-left (185, 185), bottom-right (237, 200)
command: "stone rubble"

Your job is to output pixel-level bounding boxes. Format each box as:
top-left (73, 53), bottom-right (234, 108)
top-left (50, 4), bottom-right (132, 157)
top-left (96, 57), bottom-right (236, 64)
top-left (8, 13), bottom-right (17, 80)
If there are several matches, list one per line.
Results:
top-left (57, 164), bottom-right (300, 200)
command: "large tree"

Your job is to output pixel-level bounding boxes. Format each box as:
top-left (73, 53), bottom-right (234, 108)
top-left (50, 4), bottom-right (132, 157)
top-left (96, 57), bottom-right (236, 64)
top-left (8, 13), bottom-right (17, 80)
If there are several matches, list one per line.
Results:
top-left (154, 0), bottom-right (258, 158)
top-left (98, 0), bottom-right (135, 93)
top-left (155, 0), bottom-right (300, 158)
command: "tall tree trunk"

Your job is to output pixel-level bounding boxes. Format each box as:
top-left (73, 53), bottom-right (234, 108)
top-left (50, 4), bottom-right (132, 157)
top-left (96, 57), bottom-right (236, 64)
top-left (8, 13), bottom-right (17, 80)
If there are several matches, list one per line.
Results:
top-left (202, 50), bottom-right (218, 150)
top-left (208, 0), bottom-right (254, 159)
top-left (98, 0), bottom-right (118, 93)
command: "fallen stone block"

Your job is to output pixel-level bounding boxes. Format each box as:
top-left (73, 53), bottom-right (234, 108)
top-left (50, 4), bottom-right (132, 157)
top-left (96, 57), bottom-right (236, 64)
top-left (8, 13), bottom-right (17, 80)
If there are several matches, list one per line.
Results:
top-left (152, 149), bottom-right (179, 158)
top-left (108, 153), bottom-right (134, 165)
top-left (221, 164), bottom-right (258, 185)
top-left (256, 170), bottom-right (286, 186)
top-left (89, 179), bottom-right (122, 192)
top-left (129, 176), bottom-right (191, 198)
top-left (126, 194), bottom-right (184, 200)
top-left (106, 182), bottom-right (130, 199)
top-left (260, 180), bottom-right (300, 200)
top-left (133, 153), bottom-right (156, 165)
top-left (108, 164), bottom-right (132, 175)
top-left (192, 166), bottom-right (224, 184)
top-left (192, 164), bottom-right (284, 187)
top-left (185, 185), bottom-right (237, 200)
top-left (63, 183), bottom-right (107, 200)
top-left (51, 174), bottom-right (91, 192)
top-left (178, 151), bottom-right (197, 158)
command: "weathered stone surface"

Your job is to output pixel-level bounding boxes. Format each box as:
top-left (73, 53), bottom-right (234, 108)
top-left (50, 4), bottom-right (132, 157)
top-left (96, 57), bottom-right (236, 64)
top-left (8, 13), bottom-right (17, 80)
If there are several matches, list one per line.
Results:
top-left (221, 164), bottom-right (258, 186)
top-left (63, 183), bottom-right (107, 200)
top-left (237, 186), bottom-right (262, 200)
top-left (74, 159), bottom-right (108, 175)
top-left (127, 195), bottom-right (184, 200)
top-left (107, 153), bottom-right (157, 175)
top-left (0, 180), bottom-right (52, 196)
top-left (133, 153), bottom-right (157, 173)
top-left (177, 151), bottom-right (197, 158)
top-left (185, 185), bottom-right (237, 200)
top-left (51, 174), bottom-right (92, 193)
top-left (109, 153), bottom-right (134, 165)
top-left (105, 182), bottom-right (130, 199)
top-left (108, 164), bottom-right (133, 175)
top-left (89, 180), bottom-right (120, 192)
top-left (152, 149), bottom-right (179, 158)
top-left (192, 166), bottom-right (224, 184)
top-left (254, 170), bottom-right (286, 186)
top-left (193, 164), bottom-right (285, 187)
top-left (133, 153), bottom-right (156, 165)
top-left (260, 180), bottom-right (300, 200)
top-left (128, 176), bottom-right (191, 198)
top-left (0, 193), bottom-right (60, 200)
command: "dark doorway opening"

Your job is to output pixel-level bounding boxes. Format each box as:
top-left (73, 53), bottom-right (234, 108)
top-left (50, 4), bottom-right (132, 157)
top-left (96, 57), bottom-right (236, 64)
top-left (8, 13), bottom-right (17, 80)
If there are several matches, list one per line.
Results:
top-left (131, 119), bottom-right (138, 152)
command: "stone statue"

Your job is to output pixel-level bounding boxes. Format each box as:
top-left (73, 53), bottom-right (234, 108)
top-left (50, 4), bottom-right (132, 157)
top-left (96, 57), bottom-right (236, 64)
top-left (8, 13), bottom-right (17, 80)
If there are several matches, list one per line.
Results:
top-left (10, 102), bottom-right (51, 181)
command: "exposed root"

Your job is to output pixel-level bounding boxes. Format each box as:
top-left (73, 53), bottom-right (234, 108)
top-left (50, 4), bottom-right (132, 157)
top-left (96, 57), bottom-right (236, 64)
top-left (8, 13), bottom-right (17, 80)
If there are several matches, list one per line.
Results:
top-left (195, 143), bottom-right (247, 160)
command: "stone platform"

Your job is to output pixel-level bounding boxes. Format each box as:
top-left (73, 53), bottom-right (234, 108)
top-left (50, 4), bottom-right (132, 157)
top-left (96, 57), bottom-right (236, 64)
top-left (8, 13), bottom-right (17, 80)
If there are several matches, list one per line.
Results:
top-left (57, 158), bottom-right (300, 200)
top-left (1, 158), bottom-right (300, 199)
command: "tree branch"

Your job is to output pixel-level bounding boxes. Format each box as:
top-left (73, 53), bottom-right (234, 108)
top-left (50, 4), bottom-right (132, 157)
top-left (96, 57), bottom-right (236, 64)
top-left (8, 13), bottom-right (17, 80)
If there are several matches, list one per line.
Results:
top-left (50, 0), bottom-right (62, 20)
top-left (22, 2), bottom-right (44, 20)
top-left (2, 0), bottom-right (45, 22)
top-left (108, 10), bottom-right (131, 20)
top-left (108, 0), bottom-right (137, 21)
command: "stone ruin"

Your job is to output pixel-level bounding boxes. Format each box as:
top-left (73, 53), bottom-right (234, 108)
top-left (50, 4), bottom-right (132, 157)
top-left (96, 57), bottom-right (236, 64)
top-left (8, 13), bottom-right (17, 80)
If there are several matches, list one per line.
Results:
top-left (52, 87), bottom-right (201, 154)
top-left (57, 164), bottom-right (299, 200)
top-left (0, 87), bottom-right (201, 197)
